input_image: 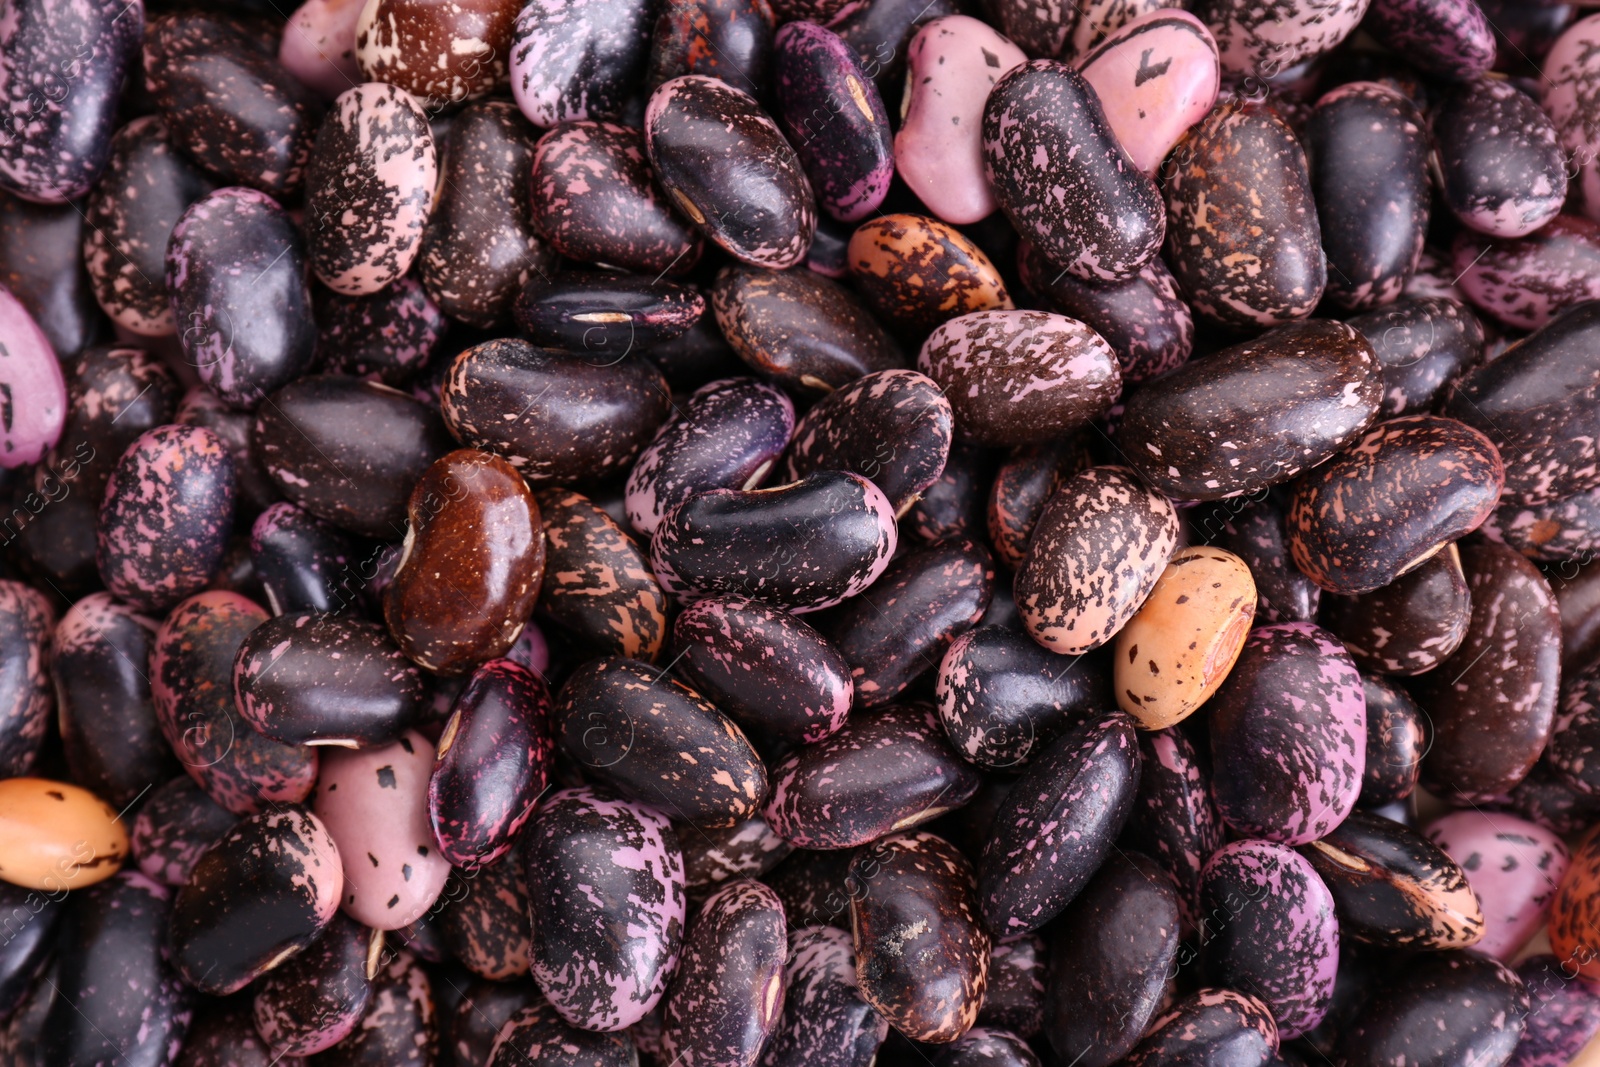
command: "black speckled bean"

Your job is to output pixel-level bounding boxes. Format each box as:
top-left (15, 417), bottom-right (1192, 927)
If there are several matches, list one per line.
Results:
top-left (761, 925), bottom-right (886, 1067)
top-left (1356, 674), bottom-right (1427, 809)
top-left (1346, 296), bottom-right (1484, 420)
top-left (253, 914), bottom-right (375, 1057)
top-left (765, 703), bottom-right (980, 849)
top-left (981, 61), bottom-right (1163, 283)
top-left (1123, 727), bottom-right (1225, 930)
top-left (439, 857), bottom-right (533, 981)
top-left (488, 1001), bottom-right (638, 1067)
top-left (1045, 852), bottom-right (1179, 1067)
top-left (1321, 543), bottom-right (1471, 677)
top-left (555, 657), bottom-right (766, 828)
top-left (131, 776), bottom-right (239, 888)
top-left (1433, 77), bottom-right (1564, 239)
top-left (1332, 951), bottom-right (1527, 1067)
top-left (1125, 988), bottom-right (1279, 1067)
top-left (168, 807), bottom-right (343, 996)
top-left (980, 712), bottom-right (1140, 935)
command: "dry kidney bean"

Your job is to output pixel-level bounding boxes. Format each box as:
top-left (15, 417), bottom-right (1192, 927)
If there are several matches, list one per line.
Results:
top-left (8, 2), bottom-right (1600, 1059)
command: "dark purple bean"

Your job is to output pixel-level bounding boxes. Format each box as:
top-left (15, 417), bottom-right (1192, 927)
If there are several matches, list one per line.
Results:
top-left (535, 487), bottom-right (668, 662)
top-left (1433, 77), bottom-right (1564, 239)
top-left (659, 880), bottom-right (787, 1064)
top-left (1123, 727), bottom-right (1225, 929)
top-left (314, 949), bottom-right (438, 1067)
top-left (1345, 297), bottom-right (1484, 419)
top-left (1125, 988), bottom-right (1279, 1067)
top-left (762, 925), bottom-right (887, 1067)
top-left (513, 273), bottom-right (706, 354)
top-left (313, 278), bottom-right (447, 387)
top-left (131, 776), bottom-right (239, 888)
top-left (488, 1002), bottom-right (637, 1067)
top-left (429, 659), bottom-right (553, 867)
top-left (849, 831), bottom-right (990, 1044)
top-left (1321, 543), bottom-right (1472, 676)
top-left (438, 857), bottom-right (533, 981)
top-left (1044, 852), bottom-right (1179, 1067)
top-left (979, 712), bottom-right (1140, 935)
top-left (1356, 675), bottom-right (1427, 809)
top-left (1332, 951), bottom-right (1527, 1067)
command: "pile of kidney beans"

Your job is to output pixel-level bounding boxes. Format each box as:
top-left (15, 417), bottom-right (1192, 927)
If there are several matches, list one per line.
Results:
top-left (11, 0), bottom-right (1600, 1064)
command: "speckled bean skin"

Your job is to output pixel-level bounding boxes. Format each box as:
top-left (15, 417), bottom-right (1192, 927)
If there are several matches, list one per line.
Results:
top-left (131, 776), bottom-right (238, 887)
top-left (761, 926), bottom-right (887, 1067)
top-left (314, 732), bottom-right (452, 930)
top-left (165, 187), bottom-right (315, 408)
top-left (316, 948), bottom-right (437, 1067)
top-left (1114, 546), bottom-right (1256, 730)
top-left (682, 816), bottom-right (792, 891)
top-left (1434, 78), bottom-right (1564, 239)
top-left (1451, 216), bottom-right (1600, 333)
top-left (1445, 301), bottom-right (1600, 506)
top-left (1505, 761), bottom-right (1600, 838)
top-left (1123, 728), bottom-right (1224, 928)
top-left (1544, 15), bottom-right (1600, 224)
top-left (1214, 498), bottom-right (1322, 624)
top-left (314, 277), bottom-right (445, 386)
top-left (658, 880), bottom-right (787, 1067)
top-left (1198, 840), bottom-right (1338, 1039)
top-left (534, 488), bottom-right (667, 662)
top-left (168, 807), bottom-right (343, 995)
top-left (771, 22), bottom-right (891, 224)
top-left (1305, 82), bottom-right (1429, 311)
top-left (894, 17), bottom-right (1026, 226)
top-left (846, 214), bottom-right (1013, 338)
top-left (232, 611), bottom-right (423, 748)
top-left (252, 913), bottom-right (373, 1057)
top-left (153, 592), bottom-right (318, 816)
top-left (1125, 988), bottom-right (1279, 1067)
top-left (1322, 544), bottom-right (1471, 676)
top-left (82, 116), bottom-right (212, 337)
top-left (1365, 0), bottom-right (1494, 80)
top-left (1413, 540), bottom-right (1560, 803)
top-left (645, 76), bottom-right (815, 269)
top-left (828, 538), bottom-right (994, 706)
top-left (442, 338), bottom-right (671, 485)
top-left (1300, 810), bottom-right (1484, 951)
top-left (488, 1001), bottom-right (637, 1067)
top-left (1162, 102), bottom-right (1326, 329)
top-left (143, 13), bottom-right (325, 198)
top-left (1548, 659), bottom-right (1600, 796)
top-left (935, 625), bottom-right (1108, 770)
top-left (1332, 952), bottom-right (1527, 1067)
top-left (254, 375), bottom-right (453, 539)
top-left (1076, 12), bottom-right (1219, 177)
top-left (626, 378), bottom-right (793, 538)
top-left (1044, 852), bottom-right (1179, 1067)
top-left (1552, 823), bottom-right (1600, 980)
top-left (646, 0), bottom-right (774, 93)
top-left (1208, 622), bottom-right (1366, 845)
top-left (711, 265), bottom-right (904, 396)
top-left (1192, 0), bottom-right (1366, 76)
top-left (1355, 675), bottom-right (1425, 808)
top-left (675, 595), bottom-right (852, 746)
top-left (977, 941), bottom-right (1044, 1037)
top-left (53, 593), bottom-right (175, 806)
top-left (168, 1001), bottom-right (291, 1067)
top-left (1015, 465), bottom-right (1178, 656)
top-left (510, 0), bottom-right (652, 125)
top-left (0, 191), bottom-right (93, 358)
top-left (981, 61), bottom-right (1161, 283)
top-left (1484, 483), bottom-right (1600, 562)
top-left (555, 657), bottom-right (766, 828)
top-left (529, 122), bottom-right (702, 276)
top-left (429, 660), bottom-right (552, 868)
top-left (1119, 319), bottom-right (1382, 502)
top-left (278, 0), bottom-right (363, 99)
top-left (1427, 810), bottom-right (1568, 961)
top-left (1511, 955), bottom-right (1600, 1067)
top-left (41, 871), bottom-right (192, 1067)
top-left (651, 471), bottom-right (898, 613)
top-left (0, 285), bottom-right (65, 469)
top-left (0, 584), bottom-right (52, 781)
top-left (849, 832), bottom-right (990, 1044)
top-left (981, 0), bottom-right (1074, 58)
top-left (1345, 297), bottom-right (1484, 419)
top-left (305, 83), bottom-right (436, 297)
top-left (522, 786), bottom-right (687, 1032)
top-left (930, 1029), bottom-right (1038, 1067)
top-left (1018, 244), bottom-right (1192, 386)
top-left (980, 712), bottom-right (1140, 934)
top-left (385, 449), bottom-right (545, 674)
top-left (177, 385), bottom-right (281, 517)
top-left (764, 703), bottom-right (980, 848)
top-left (96, 424), bottom-right (235, 613)
top-left (1286, 415), bottom-right (1503, 596)
top-left (439, 858), bottom-right (533, 980)
top-left (0, 0), bottom-right (142, 203)
top-left (918, 311), bottom-right (1121, 448)
top-left (418, 101), bottom-right (553, 330)
top-left (353, 0), bottom-right (514, 107)
top-left (986, 439), bottom-right (1091, 571)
